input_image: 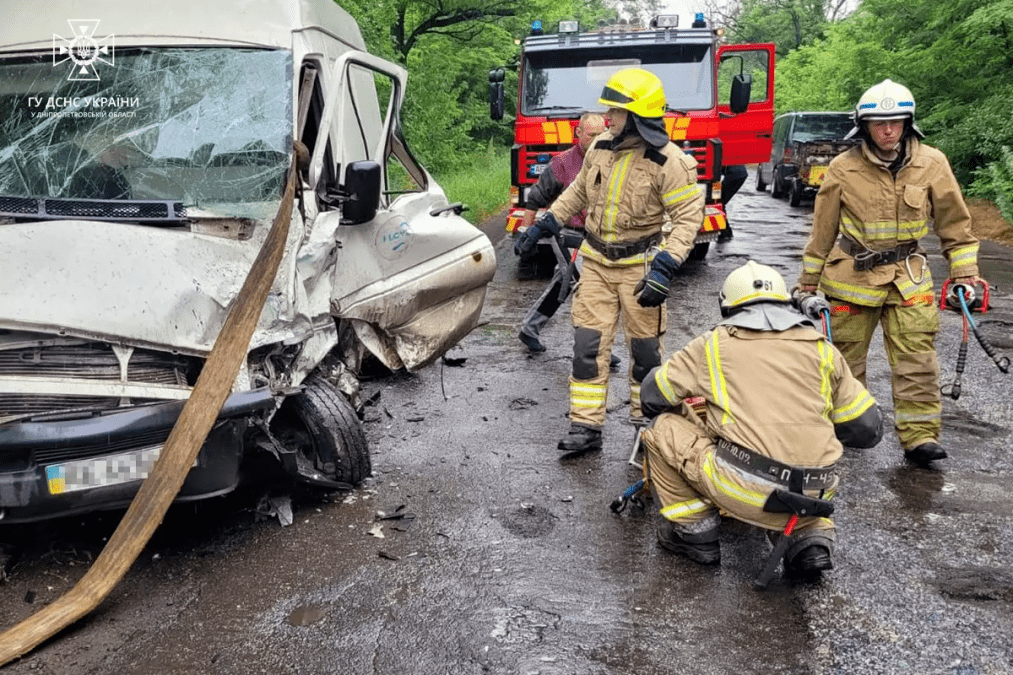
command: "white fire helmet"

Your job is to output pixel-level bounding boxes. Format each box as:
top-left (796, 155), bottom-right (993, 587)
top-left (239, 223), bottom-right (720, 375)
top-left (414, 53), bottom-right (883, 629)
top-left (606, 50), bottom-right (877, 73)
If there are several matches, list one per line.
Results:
top-left (846, 78), bottom-right (924, 139)
top-left (718, 261), bottom-right (791, 317)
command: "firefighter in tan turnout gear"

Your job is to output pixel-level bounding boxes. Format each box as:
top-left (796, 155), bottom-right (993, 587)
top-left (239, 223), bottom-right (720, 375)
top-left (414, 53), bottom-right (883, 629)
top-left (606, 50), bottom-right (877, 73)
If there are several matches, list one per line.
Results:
top-left (639, 261), bottom-right (884, 573)
top-left (795, 79), bottom-right (986, 466)
top-left (515, 68), bottom-right (704, 454)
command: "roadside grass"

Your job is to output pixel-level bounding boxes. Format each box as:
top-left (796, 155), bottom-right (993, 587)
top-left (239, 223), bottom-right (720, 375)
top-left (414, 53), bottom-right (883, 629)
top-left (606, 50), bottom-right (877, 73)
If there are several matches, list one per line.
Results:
top-left (434, 148), bottom-right (510, 225)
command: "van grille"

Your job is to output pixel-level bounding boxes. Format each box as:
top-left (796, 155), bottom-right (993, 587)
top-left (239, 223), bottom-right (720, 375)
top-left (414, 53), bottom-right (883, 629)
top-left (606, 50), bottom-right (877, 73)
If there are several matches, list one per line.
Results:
top-left (0, 342), bottom-right (196, 418)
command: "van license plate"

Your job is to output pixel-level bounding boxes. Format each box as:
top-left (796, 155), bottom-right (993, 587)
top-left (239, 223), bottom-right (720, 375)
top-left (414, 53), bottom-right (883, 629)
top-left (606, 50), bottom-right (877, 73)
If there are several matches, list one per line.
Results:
top-left (808, 165), bottom-right (829, 185)
top-left (46, 445), bottom-right (167, 495)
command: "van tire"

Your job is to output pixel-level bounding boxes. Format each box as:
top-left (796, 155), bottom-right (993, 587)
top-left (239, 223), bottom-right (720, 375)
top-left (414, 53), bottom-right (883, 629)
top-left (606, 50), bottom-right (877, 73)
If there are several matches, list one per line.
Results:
top-left (272, 373), bottom-right (371, 486)
top-left (771, 171), bottom-right (785, 199)
top-left (789, 178), bottom-right (802, 207)
top-left (755, 167), bottom-right (767, 192)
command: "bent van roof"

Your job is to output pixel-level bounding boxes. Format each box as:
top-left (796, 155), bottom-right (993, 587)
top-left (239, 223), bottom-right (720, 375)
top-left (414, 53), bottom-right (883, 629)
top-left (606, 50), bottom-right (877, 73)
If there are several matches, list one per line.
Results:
top-left (0, 0), bottom-right (365, 53)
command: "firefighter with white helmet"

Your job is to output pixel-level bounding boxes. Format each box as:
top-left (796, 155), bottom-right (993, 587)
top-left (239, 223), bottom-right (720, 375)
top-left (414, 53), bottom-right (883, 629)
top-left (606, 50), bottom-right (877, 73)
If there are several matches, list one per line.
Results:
top-left (639, 260), bottom-right (883, 572)
top-left (515, 67), bottom-right (705, 455)
top-left (796, 78), bottom-right (986, 466)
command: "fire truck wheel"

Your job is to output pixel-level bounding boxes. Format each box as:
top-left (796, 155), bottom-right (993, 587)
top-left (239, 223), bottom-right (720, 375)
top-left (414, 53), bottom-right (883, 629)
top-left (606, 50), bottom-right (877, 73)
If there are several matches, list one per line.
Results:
top-left (688, 242), bottom-right (710, 261)
top-left (789, 178), bottom-right (802, 207)
top-left (755, 167), bottom-right (767, 192)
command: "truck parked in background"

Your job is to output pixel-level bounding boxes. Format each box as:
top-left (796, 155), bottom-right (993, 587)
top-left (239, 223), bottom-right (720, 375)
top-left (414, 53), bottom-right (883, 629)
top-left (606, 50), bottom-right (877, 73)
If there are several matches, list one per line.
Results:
top-left (490, 13), bottom-right (775, 263)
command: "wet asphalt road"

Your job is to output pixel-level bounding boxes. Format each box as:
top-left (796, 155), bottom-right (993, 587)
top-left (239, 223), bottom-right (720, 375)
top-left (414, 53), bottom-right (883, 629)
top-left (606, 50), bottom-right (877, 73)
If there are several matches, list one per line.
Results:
top-left (1, 168), bottom-right (1012, 674)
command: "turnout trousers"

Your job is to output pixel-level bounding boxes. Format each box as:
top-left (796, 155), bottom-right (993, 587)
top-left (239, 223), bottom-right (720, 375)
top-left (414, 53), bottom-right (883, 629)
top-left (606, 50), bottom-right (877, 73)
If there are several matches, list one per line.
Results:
top-left (568, 257), bottom-right (665, 428)
top-left (827, 286), bottom-right (940, 450)
top-left (641, 414), bottom-right (835, 540)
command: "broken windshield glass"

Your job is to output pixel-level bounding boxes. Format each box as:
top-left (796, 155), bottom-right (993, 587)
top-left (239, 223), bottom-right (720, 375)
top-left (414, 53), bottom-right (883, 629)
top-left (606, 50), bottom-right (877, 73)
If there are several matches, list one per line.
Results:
top-left (0, 48), bottom-right (291, 217)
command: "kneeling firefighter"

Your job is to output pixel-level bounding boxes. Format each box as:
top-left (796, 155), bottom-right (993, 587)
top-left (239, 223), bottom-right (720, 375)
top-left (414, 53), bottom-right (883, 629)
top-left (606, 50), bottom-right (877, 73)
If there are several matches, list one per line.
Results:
top-left (639, 261), bottom-right (884, 573)
top-left (515, 68), bottom-right (705, 455)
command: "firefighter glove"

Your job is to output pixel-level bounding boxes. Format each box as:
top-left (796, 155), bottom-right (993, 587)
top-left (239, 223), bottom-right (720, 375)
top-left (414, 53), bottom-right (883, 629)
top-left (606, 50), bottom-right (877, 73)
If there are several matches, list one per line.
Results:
top-left (792, 288), bottom-right (830, 322)
top-left (513, 212), bottom-right (561, 257)
top-left (634, 251), bottom-right (679, 307)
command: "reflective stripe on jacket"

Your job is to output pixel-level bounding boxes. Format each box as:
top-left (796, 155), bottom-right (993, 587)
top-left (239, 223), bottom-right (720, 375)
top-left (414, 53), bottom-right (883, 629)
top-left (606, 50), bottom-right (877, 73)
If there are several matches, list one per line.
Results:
top-left (549, 133), bottom-right (704, 267)
top-left (799, 138), bottom-right (979, 307)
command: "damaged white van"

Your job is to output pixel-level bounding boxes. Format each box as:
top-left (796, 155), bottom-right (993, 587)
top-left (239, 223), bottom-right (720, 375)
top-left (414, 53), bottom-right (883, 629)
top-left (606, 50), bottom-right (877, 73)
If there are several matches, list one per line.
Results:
top-left (0, 0), bottom-right (496, 522)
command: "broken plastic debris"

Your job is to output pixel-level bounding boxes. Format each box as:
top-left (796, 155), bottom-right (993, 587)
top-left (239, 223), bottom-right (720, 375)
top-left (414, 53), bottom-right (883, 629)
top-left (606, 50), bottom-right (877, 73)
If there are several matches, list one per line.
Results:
top-left (368, 524), bottom-right (385, 539)
top-left (378, 550), bottom-right (400, 561)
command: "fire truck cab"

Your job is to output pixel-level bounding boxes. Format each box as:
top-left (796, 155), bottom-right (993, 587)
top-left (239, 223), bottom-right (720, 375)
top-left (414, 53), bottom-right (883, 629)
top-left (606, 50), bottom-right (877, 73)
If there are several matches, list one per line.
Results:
top-left (491, 13), bottom-right (774, 263)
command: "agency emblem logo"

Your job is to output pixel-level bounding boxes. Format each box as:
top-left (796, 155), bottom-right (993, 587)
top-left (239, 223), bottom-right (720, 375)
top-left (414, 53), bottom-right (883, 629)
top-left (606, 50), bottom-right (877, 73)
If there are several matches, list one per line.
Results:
top-left (53, 20), bottom-right (115, 81)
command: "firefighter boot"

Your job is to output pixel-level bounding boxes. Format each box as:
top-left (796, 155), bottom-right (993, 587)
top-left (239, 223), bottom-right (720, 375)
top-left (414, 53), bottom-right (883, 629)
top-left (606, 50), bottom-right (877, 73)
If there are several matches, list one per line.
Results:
top-left (784, 545), bottom-right (834, 576)
top-left (904, 441), bottom-right (947, 466)
top-left (656, 519), bottom-right (721, 565)
top-left (558, 423), bottom-right (602, 454)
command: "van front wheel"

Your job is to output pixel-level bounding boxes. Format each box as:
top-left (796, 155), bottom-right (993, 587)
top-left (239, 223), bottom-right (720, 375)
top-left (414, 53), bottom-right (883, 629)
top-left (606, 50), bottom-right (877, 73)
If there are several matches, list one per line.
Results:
top-left (270, 373), bottom-right (371, 486)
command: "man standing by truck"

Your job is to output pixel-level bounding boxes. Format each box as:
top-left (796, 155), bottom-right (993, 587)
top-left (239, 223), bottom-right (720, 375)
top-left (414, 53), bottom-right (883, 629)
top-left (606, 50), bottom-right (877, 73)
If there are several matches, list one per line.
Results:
top-left (515, 68), bottom-right (704, 455)
top-left (795, 79), bottom-right (986, 467)
top-left (516, 113), bottom-right (605, 353)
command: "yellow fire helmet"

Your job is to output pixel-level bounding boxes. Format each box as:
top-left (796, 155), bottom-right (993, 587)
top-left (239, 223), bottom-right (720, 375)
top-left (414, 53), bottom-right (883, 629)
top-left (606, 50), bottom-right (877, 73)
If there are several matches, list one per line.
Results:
top-left (719, 260), bottom-right (791, 316)
top-left (599, 68), bottom-right (667, 118)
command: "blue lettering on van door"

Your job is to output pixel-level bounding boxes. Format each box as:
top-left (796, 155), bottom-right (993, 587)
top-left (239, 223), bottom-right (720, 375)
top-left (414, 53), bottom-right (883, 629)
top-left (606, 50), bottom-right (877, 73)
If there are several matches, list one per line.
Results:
top-left (375, 218), bottom-right (414, 260)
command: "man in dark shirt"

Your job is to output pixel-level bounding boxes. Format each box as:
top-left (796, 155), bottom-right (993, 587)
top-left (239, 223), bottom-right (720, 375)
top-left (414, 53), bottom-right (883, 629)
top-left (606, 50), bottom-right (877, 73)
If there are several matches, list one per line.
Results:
top-left (517, 113), bottom-right (605, 353)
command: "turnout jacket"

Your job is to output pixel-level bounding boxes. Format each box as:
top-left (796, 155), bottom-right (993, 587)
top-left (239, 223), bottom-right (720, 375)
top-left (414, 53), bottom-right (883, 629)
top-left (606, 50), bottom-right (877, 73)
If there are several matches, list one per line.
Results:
top-left (799, 138), bottom-right (979, 307)
top-left (549, 133), bottom-right (704, 267)
top-left (642, 323), bottom-right (882, 468)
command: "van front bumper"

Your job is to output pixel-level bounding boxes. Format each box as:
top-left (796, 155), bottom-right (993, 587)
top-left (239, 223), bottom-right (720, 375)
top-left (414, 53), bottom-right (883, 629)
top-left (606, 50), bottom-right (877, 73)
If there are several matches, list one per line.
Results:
top-left (0, 389), bottom-right (275, 524)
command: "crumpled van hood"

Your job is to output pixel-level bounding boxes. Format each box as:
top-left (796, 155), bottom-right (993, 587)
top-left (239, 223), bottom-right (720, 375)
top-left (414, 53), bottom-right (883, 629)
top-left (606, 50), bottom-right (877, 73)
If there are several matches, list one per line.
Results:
top-left (0, 219), bottom-right (309, 355)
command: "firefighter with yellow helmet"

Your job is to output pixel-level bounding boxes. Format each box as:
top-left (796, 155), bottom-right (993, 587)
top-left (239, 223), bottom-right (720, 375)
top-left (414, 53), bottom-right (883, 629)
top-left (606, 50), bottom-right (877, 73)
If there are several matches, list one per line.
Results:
top-left (639, 261), bottom-right (883, 572)
top-left (515, 67), bottom-right (705, 455)
top-left (795, 79), bottom-right (986, 466)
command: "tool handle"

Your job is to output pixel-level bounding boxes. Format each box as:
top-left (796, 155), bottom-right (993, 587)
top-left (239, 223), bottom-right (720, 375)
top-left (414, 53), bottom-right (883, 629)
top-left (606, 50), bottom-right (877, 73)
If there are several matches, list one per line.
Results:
top-left (942, 340), bottom-right (968, 400)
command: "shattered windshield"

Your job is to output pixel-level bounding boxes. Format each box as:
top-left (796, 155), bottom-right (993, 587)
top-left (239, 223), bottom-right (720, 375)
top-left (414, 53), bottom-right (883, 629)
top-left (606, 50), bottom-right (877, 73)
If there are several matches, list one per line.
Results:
top-left (522, 44), bottom-right (712, 116)
top-left (0, 48), bottom-right (292, 216)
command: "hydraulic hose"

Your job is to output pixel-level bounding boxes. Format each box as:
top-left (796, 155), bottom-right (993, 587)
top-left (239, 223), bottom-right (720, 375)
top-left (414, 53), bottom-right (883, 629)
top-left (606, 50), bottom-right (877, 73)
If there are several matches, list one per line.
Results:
top-left (958, 288), bottom-right (1010, 375)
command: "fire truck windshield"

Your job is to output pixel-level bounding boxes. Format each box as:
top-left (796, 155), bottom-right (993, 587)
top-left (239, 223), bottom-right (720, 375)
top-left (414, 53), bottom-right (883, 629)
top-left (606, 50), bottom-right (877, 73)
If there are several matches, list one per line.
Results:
top-left (521, 44), bottom-right (713, 117)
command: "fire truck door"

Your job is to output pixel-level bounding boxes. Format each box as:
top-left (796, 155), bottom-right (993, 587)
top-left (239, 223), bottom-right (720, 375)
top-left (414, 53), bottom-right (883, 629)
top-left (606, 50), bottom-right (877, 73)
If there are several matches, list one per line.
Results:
top-left (716, 43), bottom-right (775, 166)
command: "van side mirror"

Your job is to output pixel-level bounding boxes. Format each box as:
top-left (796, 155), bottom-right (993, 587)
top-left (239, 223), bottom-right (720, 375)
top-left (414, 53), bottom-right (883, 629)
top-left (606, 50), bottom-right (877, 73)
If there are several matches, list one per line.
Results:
top-left (489, 68), bottom-right (505, 121)
top-left (342, 160), bottom-right (381, 225)
top-left (730, 73), bottom-right (752, 114)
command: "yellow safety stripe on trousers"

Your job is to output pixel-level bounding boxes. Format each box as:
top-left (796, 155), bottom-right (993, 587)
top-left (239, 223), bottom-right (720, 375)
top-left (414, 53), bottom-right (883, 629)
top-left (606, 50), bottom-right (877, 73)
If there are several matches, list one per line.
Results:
top-left (704, 331), bottom-right (735, 425)
top-left (840, 216), bottom-right (928, 241)
top-left (817, 340), bottom-right (834, 420)
top-left (703, 453), bottom-right (767, 508)
top-left (654, 362), bottom-right (681, 406)
top-left (819, 277), bottom-right (889, 306)
top-left (895, 410), bottom-right (940, 423)
top-left (832, 389), bottom-right (875, 424)
top-left (660, 498), bottom-right (712, 521)
top-left (803, 254), bottom-right (825, 276)
top-left (570, 381), bottom-right (607, 409)
top-left (602, 151), bottom-right (635, 241)
top-left (894, 274), bottom-right (933, 299)
top-left (662, 183), bottom-right (698, 206)
top-left (577, 241), bottom-right (650, 266)
top-left (630, 383), bottom-right (641, 406)
top-left (947, 243), bottom-right (979, 269)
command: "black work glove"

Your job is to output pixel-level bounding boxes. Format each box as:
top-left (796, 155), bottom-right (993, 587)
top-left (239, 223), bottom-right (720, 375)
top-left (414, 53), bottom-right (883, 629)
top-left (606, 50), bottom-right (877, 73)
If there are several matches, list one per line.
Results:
top-left (634, 251), bottom-right (679, 307)
top-left (513, 212), bottom-right (561, 257)
top-left (791, 288), bottom-right (831, 322)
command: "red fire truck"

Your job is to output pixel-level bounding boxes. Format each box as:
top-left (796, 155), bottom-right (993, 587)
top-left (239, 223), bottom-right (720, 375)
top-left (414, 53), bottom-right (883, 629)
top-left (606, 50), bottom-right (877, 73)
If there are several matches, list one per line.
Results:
top-left (490, 13), bottom-right (774, 262)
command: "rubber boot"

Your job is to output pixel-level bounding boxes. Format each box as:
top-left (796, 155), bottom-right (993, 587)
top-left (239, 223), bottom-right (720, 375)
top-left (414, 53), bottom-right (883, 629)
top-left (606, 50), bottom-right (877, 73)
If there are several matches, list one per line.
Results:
top-left (519, 331), bottom-right (546, 353)
top-left (904, 441), bottom-right (947, 466)
top-left (557, 423), bottom-right (602, 454)
top-left (656, 520), bottom-right (720, 565)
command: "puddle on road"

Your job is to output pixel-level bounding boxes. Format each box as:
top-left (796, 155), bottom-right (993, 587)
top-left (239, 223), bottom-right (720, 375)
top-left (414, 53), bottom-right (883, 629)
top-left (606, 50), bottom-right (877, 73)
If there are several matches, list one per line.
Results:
top-left (942, 409), bottom-right (1010, 440)
top-left (498, 504), bottom-right (556, 538)
top-left (288, 604), bottom-right (327, 627)
top-left (936, 566), bottom-right (1013, 603)
top-left (885, 466), bottom-right (945, 513)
